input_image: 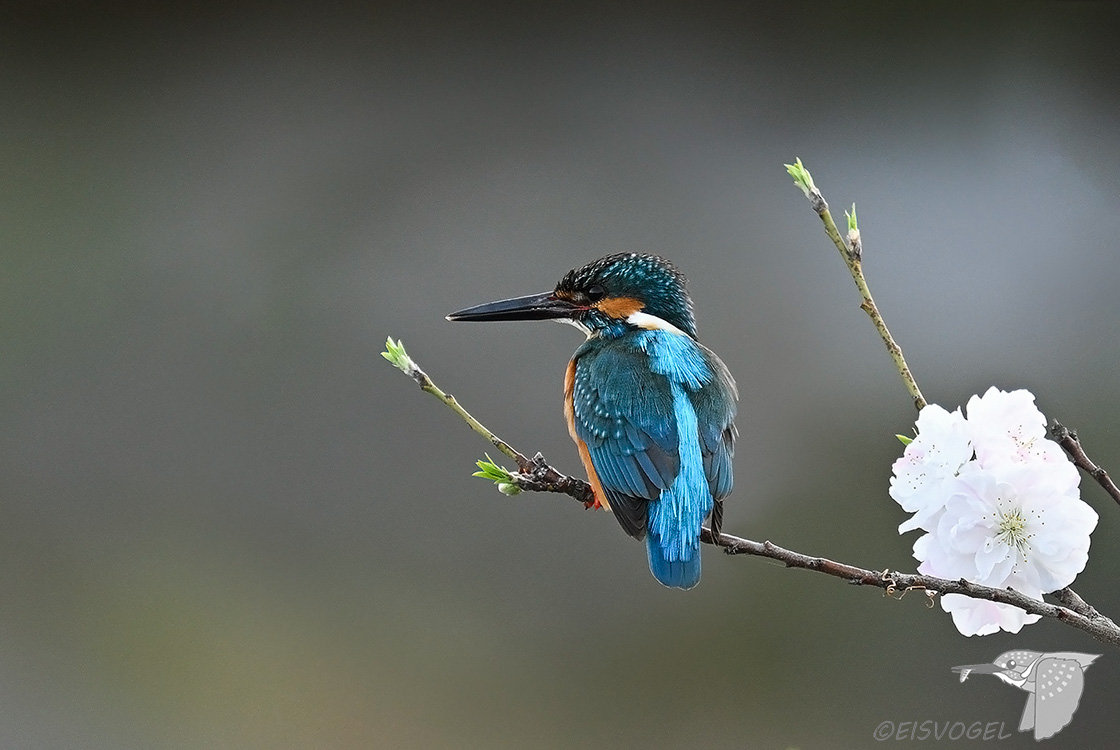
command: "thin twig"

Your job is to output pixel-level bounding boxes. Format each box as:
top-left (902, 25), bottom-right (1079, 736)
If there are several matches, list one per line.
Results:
top-left (785, 159), bottom-right (926, 411)
top-left (385, 339), bottom-right (1120, 649)
top-left (383, 337), bottom-right (530, 469)
top-left (384, 337), bottom-right (594, 503)
top-left (1050, 420), bottom-right (1120, 508)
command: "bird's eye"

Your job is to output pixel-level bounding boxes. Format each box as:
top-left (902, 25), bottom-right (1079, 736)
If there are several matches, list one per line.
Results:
top-left (586, 284), bottom-right (606, 302)
top-left (1007, 661), bottom-right (1015, 668)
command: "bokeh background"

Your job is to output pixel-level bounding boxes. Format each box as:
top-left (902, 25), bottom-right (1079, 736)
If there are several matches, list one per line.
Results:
top-left (4, 2), bottom-right (1120, 748)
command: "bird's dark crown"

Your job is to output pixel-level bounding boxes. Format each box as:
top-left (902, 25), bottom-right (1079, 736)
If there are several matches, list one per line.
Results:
top-left (554, 253), bottom-right (697, 338)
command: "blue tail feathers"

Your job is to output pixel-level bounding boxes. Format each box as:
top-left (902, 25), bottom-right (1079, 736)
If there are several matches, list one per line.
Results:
top-left (646, 533), bottom-right (702, 590)
top-left (642, 375), bottom-right (710, 590)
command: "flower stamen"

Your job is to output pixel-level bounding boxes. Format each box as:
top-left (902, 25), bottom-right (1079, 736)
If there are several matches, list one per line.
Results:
top-left (995, 506), bottom-right (1031, 556)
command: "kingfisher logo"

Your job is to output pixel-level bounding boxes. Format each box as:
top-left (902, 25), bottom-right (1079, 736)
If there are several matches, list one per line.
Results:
top-left (952, 650), bottom-right (1099, 740)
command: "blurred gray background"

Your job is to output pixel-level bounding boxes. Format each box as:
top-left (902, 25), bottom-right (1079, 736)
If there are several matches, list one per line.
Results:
top-left (3, 2), bottom-right (1120, 748)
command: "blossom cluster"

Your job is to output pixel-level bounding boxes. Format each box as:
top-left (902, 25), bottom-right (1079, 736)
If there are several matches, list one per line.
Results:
top-left (890, 387), bottom-right (1098, 636)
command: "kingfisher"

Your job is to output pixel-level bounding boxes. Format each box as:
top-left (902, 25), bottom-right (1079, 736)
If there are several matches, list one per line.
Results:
top-left (447, 253), bottom-right (737, 589)
top-left (952, 650), bottom-right (1100, 740)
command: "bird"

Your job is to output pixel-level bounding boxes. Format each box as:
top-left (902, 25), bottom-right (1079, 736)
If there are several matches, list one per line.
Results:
top-left (952, 650), bottom-right (1100, 740)
top-left (447, 253), bottom-right (737, 589)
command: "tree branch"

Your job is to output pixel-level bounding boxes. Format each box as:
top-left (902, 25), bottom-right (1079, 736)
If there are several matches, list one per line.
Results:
top-left (1050, 419), bottom-right (1120, 508)
top-left (702, 530), bottom-right (1120, 648)
top-left (385, 161), bottom-right (1116, 648)
top-left (384, 338), bottom-right (1120, 649)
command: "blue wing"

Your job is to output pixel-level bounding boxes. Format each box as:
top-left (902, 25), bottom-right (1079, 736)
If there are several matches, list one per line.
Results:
top-left (570, 335), bottom-right (737, 540)
top-left (569, 338), bottom-right (679, 539)
top-left (691, 343), bottom-right (737, 535)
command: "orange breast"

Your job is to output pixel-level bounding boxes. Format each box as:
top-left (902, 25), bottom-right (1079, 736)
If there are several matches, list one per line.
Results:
top-left (564, 358), bottom-right (610, 511)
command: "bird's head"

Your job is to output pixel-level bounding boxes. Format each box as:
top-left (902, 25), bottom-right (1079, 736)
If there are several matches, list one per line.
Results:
top-left (447, 253), bottom-right (698, 339)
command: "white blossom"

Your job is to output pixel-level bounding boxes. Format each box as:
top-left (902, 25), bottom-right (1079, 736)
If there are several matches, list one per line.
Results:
top-left (967, 387), bottom-right (1077, 485)
top-left (891, 388), bottom-right (1098, 637)
top-left (889, 404), bottom-right (971, 533)
top-left (939, 594), bottom-right (1041, 636)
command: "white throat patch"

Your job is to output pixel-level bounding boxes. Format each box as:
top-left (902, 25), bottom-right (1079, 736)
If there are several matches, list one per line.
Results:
top-left (627, 311), bottom-right (688, 337)
top-left (556, 317), bottom-right (593, 337)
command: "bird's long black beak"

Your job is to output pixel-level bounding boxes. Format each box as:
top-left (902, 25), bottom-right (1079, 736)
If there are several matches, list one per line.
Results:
top-left (951, 663), bottom-right (1002, 682)
top-left (446, 292), bottom-right (582, 322)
